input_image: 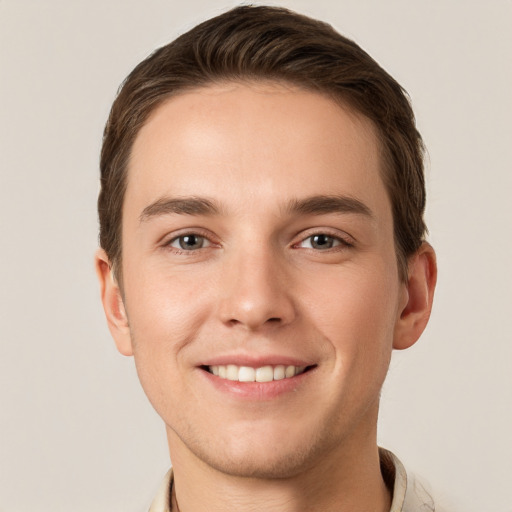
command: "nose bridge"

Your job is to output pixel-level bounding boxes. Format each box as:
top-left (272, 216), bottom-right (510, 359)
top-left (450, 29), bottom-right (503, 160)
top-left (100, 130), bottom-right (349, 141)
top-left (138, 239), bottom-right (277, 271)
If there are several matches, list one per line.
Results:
top-left (218, 236), bottom-right (295, 330)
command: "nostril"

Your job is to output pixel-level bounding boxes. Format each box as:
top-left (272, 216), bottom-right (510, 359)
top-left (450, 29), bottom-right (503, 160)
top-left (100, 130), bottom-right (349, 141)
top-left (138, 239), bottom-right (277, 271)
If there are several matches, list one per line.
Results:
top-left (225, 316), bottom-right (282, 329)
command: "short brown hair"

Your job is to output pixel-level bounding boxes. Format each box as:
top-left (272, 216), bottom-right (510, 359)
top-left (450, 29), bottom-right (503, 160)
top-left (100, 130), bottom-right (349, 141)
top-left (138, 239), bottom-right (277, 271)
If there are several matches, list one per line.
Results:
top-left (99, 5), bottom-right (427, 281)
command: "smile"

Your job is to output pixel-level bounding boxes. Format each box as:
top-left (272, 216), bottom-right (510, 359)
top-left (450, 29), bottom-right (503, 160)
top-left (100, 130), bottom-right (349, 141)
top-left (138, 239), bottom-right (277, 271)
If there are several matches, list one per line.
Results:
top-left (207, 364), bottom-right (307, 382)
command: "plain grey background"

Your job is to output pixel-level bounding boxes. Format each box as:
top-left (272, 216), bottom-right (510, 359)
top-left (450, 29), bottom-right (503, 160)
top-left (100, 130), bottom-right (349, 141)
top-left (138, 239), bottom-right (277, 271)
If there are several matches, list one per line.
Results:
top-left (1, 1), bottom-right (511, 511)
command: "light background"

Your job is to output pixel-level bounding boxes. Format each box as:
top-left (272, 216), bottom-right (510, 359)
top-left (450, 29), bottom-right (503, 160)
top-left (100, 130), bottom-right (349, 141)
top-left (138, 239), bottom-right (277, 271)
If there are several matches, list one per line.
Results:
top-left (1, 1), bottom-right (511, 511)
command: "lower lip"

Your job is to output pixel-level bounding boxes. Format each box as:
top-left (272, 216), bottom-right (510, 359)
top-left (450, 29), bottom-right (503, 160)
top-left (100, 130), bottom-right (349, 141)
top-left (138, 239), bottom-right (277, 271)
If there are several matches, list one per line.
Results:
top-left (199, 367), bottom-right (313, 400)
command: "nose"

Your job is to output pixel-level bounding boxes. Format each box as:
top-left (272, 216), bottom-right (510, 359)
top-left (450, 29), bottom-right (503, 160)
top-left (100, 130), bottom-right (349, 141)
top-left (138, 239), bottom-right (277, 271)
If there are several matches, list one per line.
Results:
top-left (217, 245), bottom-right (296, 331)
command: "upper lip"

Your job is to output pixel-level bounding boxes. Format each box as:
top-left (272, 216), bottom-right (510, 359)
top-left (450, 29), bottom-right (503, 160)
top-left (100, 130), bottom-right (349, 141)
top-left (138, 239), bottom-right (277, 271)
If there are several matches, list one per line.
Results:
top-left (199, 354), bottom-right (314, 368)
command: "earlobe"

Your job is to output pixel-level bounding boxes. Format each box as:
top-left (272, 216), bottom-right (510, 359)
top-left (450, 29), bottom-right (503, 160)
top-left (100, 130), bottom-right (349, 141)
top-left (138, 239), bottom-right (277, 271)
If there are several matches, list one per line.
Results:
top-left (95, 249), bottom-right (133, 356)
top-left (393, 242), bottom-right (437, 350)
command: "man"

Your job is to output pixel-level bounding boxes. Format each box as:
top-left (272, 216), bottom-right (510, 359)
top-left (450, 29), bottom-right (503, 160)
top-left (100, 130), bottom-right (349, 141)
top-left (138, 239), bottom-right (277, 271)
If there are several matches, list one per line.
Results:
top-left (96, 5), bottom-right (438, 511)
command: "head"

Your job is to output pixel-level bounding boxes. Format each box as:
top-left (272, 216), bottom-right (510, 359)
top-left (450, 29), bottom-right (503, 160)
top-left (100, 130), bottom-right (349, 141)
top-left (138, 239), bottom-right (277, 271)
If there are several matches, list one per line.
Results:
top-left (96, 6), bottom-right (436, 480)
top-left (98, 5), bottom-right (426, 284)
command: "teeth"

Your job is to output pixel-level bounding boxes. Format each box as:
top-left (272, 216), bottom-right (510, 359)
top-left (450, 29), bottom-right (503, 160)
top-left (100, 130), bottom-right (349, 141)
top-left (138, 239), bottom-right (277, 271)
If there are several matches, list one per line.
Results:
top-left (238, 366), bottom-right (255, 382)
top-left (255, 365), bottom-right (273, 382)
top-left (226, 364), bottom-right (239, 381)
top-left (273, 365), bottom-right (286, 380)
top-left (208, 364), bottom-right (307, 382)
top-left (285, 365), bottom-right (296, 378)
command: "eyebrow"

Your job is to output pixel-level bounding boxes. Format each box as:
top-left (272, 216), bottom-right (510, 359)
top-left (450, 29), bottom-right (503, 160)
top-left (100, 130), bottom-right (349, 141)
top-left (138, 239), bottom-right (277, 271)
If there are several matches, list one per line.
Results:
top-left (139, 196), bottom-right (220, 223)
top-left (286, 195), bottom-right (373, 218)
top-left (139, 193), bottom-right (373, 223)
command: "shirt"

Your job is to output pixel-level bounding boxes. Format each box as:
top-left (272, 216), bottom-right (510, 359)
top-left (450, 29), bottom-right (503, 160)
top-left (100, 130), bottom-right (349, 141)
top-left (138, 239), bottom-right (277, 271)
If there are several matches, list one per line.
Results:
top-left (148, 448), bottom-right (438, 512)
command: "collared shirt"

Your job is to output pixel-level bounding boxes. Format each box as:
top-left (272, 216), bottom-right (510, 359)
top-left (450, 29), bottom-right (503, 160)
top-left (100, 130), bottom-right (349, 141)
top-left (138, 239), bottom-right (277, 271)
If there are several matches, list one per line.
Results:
top-left (149, 448), bottom-right (439, 512)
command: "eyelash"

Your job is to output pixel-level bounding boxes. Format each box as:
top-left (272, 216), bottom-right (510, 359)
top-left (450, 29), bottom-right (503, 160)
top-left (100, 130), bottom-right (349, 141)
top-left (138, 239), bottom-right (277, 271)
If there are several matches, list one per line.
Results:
top-left (295, 232), bottom-right (354, 251)
top-left (164, 231), bottom-right (215, 254)
top-left (163, 230), bottom-right (354, 254)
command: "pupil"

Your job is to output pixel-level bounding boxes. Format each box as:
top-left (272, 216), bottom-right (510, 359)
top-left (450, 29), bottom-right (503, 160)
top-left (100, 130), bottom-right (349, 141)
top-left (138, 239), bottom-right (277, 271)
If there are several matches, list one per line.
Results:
top-left (312, 234), bottom-right (332, 249)
top-left (180, 235), bottom-right (202, 249)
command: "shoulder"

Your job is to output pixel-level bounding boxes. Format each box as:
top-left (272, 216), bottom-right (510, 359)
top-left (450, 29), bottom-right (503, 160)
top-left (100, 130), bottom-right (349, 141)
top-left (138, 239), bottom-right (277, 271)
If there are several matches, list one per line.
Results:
top-left (148, 468), bottom-right (173, 512)
top-left (380, 448), bottom-right (450, 512)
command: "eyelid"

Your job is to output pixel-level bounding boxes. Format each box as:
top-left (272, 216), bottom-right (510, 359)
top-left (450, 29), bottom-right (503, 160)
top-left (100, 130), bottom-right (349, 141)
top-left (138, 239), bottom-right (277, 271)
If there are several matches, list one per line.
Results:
top-left (169, 234), bottom-right (212, 250)
top-left (292, 228), bottom-right (355, 249)
top-left (160, 227), bottom-right (220, 250)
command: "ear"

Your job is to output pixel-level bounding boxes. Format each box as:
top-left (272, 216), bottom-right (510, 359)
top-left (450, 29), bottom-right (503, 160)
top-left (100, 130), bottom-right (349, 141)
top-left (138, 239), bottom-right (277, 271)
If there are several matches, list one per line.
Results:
top-left (393, 242), bottom-right (437, 350)
top-left (95, 249), bottom-right (133, 356)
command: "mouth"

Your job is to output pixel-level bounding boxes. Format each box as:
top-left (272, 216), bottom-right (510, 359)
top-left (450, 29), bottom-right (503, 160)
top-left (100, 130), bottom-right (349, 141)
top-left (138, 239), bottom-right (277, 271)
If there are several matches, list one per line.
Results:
top-left (201, 364), bottom-right (315, 383)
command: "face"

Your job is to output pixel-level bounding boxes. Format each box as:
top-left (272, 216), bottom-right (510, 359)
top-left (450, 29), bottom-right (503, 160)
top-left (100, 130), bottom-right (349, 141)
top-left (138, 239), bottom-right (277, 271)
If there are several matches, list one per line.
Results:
top-left (99, 81), bottom-right (428, 479)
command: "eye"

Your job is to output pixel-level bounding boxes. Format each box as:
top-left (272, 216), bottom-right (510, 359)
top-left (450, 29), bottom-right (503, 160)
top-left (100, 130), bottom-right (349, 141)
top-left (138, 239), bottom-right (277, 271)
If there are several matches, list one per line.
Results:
top-left (299, 233), bottom-right (347, 250)
top-left (169, 234), bottom-right (211, 251)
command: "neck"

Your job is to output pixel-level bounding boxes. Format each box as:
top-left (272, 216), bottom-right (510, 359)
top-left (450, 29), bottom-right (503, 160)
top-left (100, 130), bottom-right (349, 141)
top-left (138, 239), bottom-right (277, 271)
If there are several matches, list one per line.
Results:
top-left (167, 429), bottom-right (391, 512)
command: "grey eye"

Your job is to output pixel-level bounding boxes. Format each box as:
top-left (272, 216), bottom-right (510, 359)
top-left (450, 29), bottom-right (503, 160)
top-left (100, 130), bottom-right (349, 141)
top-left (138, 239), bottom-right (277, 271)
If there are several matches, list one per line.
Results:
top-left (171, 234), bottom-right (207, 250)
top-left (306, 234), bottom-right (337, 250)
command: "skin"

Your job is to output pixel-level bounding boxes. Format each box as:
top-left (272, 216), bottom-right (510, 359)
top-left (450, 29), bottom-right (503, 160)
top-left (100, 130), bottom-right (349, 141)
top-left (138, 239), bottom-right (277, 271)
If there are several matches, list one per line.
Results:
top-left (96, 81), bottom-right (436, 512)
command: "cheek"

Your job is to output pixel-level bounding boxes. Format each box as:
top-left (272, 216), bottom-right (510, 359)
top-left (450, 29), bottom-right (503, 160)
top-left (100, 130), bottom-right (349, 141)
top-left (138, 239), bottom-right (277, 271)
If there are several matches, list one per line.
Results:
top-left (124, 254), bottom-right (209, 324)
top-left (123, 273), bottom-right (211, 416)
top-left (304, 262), bottom-right (399, 366)
top-left (122, 265), bottom-right (214, 372)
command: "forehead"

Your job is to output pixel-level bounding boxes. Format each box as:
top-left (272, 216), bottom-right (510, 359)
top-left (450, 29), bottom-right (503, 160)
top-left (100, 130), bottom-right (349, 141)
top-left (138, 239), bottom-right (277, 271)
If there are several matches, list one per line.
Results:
top-left (125, 81), bottom-right (389, 220)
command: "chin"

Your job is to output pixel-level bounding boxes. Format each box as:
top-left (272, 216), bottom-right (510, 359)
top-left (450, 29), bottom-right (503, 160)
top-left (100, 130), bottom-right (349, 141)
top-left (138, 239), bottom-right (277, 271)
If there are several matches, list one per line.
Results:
top-left (197, 444), bottom-right (316, 479)
top-left (180, 420), bottom-right (338, 480)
